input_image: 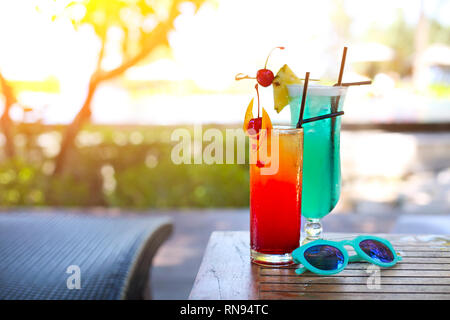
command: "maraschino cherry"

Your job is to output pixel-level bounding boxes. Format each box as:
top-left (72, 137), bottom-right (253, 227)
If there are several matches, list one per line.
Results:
top-left (247, 117), bottom-right (262, 134)
top-left (247, 84), bottom-right (262, 135)
top-left (257, 46), bottom-right (284, 87)
top-left (249, 85), bottom-right (265, 168)
top-left (235, 46), bottom-right (284, 87)
top-left (256, 69), bottom-right (274, 87)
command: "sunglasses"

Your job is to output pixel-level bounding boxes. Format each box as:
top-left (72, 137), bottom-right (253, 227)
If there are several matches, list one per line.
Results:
top-left (292, 235), bottom-right (402, 276)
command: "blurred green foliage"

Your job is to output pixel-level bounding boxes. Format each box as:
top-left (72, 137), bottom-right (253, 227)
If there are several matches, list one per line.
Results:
top-left (0, 124), bottom-right (250, 208)
top-left (429, 83), bottom-right (450, 98)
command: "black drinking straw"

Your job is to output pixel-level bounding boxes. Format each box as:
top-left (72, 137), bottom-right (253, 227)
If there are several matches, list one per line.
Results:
top-left (296, 72), bottom-right (310, 129)
top-left (303, 111), bottom-right (344, 124)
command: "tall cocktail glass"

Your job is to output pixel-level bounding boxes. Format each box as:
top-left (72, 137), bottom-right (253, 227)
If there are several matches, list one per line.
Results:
top-left (287, 85), bottom-right (347, 243)
top-left (250, 126), bottom-right (303, 266)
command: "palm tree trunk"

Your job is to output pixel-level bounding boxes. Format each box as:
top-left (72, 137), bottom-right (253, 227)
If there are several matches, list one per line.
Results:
top-left (53, 79), bottom-right (98, 175)
top-left (0, 112), bottom-right (15, 158)
top-left (52, 0), bottom-right (189, 175)
top-left (0, 73), bottom-right (16, 158)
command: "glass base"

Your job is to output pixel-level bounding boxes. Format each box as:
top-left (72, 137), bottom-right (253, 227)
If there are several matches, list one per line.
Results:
top-left (302, 218), bottom-right (323, 245)
top-left (250, 249), bottom-right (293, 266)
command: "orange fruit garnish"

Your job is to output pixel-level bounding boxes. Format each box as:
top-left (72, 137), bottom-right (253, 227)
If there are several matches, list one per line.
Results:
top-left (243, 98), bottom-right (255, 133)
top-left (243, 101), bottom-right (272, 140)
top-left (261, 107), bottom-right (272, 132)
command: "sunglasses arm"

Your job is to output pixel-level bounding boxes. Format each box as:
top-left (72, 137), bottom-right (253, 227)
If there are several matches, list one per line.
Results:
top-left (295, 267), bottom-right (307, 275)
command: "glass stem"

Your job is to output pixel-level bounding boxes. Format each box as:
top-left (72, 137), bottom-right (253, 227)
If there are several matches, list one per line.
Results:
top-left (303, 218), bottom-right (323, 244)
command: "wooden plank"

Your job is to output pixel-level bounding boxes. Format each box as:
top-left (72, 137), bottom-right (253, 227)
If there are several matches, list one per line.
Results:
top-left (388, 241), bottom-right (450, 246)
top-left (345, 263), bottom-right (450, 269)
top-left (189, 231), bottom-right (259, 300)
top-left (260, 276), bottom-right (450, 285)
top-left (260, 291), bottom-right (450, 300)
top-left (395, 246), bottom-right (450, 252)
top-left (389, 257), bottom-right (450, 263)
top-left (263, 263), bottom-right (450, 270)
top-left (260, 283), bottom-right (450, 293)
top-left (260, 268), bottom-right (450, 277)
top-left (325, 232), bottom-right (450, 244)
top-left (399, 252), bottom-right (450, 257)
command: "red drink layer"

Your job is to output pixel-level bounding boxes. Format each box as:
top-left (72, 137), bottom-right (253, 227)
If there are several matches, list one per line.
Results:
top-left (250, 128), bottom-right (303, 263)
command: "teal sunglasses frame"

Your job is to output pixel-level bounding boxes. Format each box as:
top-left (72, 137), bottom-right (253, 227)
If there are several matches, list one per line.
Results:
top-left (292, 235), bottom-right (402, 276)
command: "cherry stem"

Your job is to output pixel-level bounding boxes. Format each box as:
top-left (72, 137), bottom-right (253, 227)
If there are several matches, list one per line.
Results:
top-left (235, 73), bottom-right (256, 81)
top-left (255, 84), bottom-right (260, 118)
top-left (264, 46), bottom-right (285, 69)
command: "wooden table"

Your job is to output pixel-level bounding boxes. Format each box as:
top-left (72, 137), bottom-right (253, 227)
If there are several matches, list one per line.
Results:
top-left (189, 231), bottom-right (450, 300)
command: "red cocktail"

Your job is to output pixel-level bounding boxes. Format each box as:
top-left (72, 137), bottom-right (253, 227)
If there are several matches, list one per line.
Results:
top-left (250, 127), bottom-right (303, 266)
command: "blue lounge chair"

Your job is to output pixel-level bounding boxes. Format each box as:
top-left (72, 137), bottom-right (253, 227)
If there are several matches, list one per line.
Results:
top-left (0, 212), bottom-right (173, 300)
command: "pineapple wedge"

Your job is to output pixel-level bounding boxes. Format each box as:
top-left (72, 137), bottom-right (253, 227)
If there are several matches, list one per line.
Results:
top-left (273, 64), bottom-right (302, 113)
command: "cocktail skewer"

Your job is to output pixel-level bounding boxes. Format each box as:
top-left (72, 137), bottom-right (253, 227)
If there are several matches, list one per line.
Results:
top-left (341, 80), bottom-right (372, 87)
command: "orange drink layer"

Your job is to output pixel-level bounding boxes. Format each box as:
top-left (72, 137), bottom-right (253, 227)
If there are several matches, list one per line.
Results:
top-left (250, 127), bottom-right (303, 266)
